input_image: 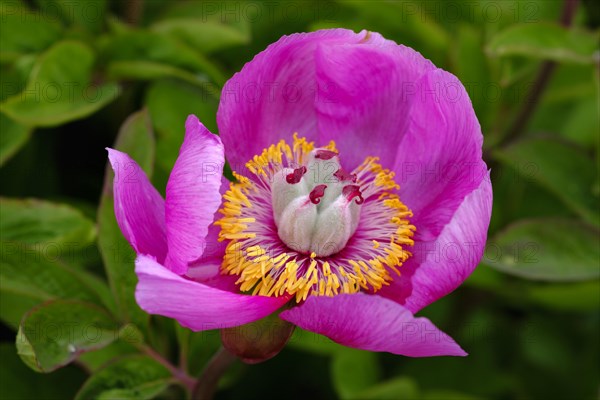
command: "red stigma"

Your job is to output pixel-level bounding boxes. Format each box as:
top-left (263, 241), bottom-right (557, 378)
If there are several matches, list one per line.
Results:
top-left (286, 166), bottom-right (307, 184)
top-left (333, 168), bottom-right (357, 183)
top-left (315, 150), bottom-right (338, 160)
top-left (309, 184), bottom-right (327, 204)
top-left (342, 185), bottom-right (364, 205)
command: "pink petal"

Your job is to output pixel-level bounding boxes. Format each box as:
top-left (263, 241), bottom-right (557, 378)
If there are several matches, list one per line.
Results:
top-left (165, 115), bottom-right (225, 275)
top-left (135, 255), bottom-right (290, 331)
top-left (107, 148), bottom-right (167, 263)
top-left (394, 69), bottom-right (488, 242)
top-left (280, 293), bottom-right (466, 357)
top-left (217, 29), bottom-right (368, 174)
top-left (379, 172), bottom-right (493, 313)
top-left (315, 33), bottom-right (435, 170)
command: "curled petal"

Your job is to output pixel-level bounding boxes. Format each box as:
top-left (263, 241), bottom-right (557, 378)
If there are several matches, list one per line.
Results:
top-left (135, 255), bottom-right (290, 331)
top-left (281, 293), bottom-right (466, 357)
top-left (107, 148), bottom-right (167, 263)
top-left (165, 115), bottom-right (224, 275)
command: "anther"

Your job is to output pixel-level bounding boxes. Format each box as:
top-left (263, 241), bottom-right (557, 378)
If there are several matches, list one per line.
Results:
top-left (342, 185), bottom-right (364, 205)
top-left (286, 166), bottom-right (307, 184)
top-left (309, 184), bottom-right (327, 204)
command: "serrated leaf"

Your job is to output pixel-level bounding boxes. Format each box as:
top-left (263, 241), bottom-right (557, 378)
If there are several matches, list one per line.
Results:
top-left (484, 219), bottom-right (600, 282)
top-left (97, 109), bottom-right (154, 334)
top-left (0, 197), bottom-right (95, 249)
top-left (75, 355), bottom-right (173, 400)
top-left (487, 23), bottom-right (599, 64)
top-left (494, 138), bottom-right (600, 226)
top-left (16, 300), bottom-right (119, 372)
top-left (331, 349), bottom-right (381, 400)
top-left (0, 41), bottom-right (120, 127)
top-left (0, 113), bottom-right (32, 166)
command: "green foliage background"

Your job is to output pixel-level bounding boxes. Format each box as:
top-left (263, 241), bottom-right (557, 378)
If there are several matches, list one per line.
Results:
top-left (0, 0), bottom-right (598, 399)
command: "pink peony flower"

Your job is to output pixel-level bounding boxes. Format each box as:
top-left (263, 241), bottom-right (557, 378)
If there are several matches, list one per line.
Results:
top-left (108, 29), bottom-right (492, 359)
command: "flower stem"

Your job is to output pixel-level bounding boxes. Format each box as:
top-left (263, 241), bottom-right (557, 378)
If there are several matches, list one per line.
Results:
top-left (137, 343), bottom-right (196, 392)
top-left (501, 0), bottom-right (579, 145)
top-left (192, 347), bottom-right (238, 400)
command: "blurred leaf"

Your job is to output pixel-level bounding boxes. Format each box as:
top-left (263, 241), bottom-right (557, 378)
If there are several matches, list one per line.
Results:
top-left (16, 300), bottom-right (118, 372)
top-left (452, 23), bottom-right (493, 132)
top-left (331, 349), bottom-right (381, 400)
top-left (560, 96), bottom-right (600, 149)
top-left (485, 219), bottom-right (600, 282)
top-left (0, 6), bottom-right (63, 62)
top-left (35, 0), bottom-right (107, 33)
top-left (287, 328), bottom-right (342, 356)
top-left (0, 240), bottom-right (110, 328)
top-left (527, 280), bottom-right (600, 311)
top-left (422, 390), bottom-right (484, 400)
top-left (151, 19), bottom-right (250, 53)
top-left (145, 79), bottom-right (218, 172)
top-left (75, 355), bottom-right (173, 400)
top-left (494, 138), bottom-right (600, 226)
top-left (99, 31), bottom-right (226, 85)
top-left (77, 338), bottom-right (139, 373)
top-left (354, 377), bottom-right (419, 400)
top-left (97, 109), bottom-right (154, 334)
top-left (0, 113), bottom-right (32, 166)
top-left (487, 23), bottom-right (599, 64)
top-left (0, 343), bottom-right (86, 399)
top-left (106, 60), bottom-right (210, 87)
top-left (0, 197), bottom-right (95, 249)
top-left (0, 54), bottom-right (36, 101)
top-left (0, 41), bottom-right (120, 127)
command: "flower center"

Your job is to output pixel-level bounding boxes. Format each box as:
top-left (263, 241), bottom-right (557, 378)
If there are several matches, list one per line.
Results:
top-left (216, 134), bottom-right (415, 302)
top-left (272, 147), bottom-right (363, 257)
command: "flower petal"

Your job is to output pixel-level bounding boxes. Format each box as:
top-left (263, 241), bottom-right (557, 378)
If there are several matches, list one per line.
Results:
top-left (379, 172), bottom-right (493, 313)
top-left (135, 255), bottom-right (290, 331)
top-left (165, 115), bottom-right (225, 275)
top-left (107, 148), bottom-right (167, 263)
top-left (280, 293), bottom-right (466, 357)
top-left (315, 33), bottom-right (434, 170)
top-left (217, 29), bottom-right (368, 173)
top-left (393, 69), bottom-right (488, 241)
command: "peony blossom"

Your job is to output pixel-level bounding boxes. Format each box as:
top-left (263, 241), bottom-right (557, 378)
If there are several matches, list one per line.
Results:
top-left (108, 29), bottom-right (492, 359)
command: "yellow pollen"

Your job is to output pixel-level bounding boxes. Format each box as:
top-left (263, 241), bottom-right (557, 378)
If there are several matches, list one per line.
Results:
top-left (216, 135), bottom-right (415, 303)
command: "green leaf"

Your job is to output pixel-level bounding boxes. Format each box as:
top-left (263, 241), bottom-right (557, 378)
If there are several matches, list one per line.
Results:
top-left (560, 96), bottom-right (600, 149)
top-left (106, 60), bottom-right (211, 87)
top-left (0, 41), bottom-right (120, 127)
top-left (331, 349), bottom-right (381, 400)
top-left (422, 390), bottom-right (484, 400)
top-left (0, 197), bottom-right (95, 249)
top-left (16, 300), bottom-right (119, 372)
top-left (0, 343), bottom-right (86, 399)
top-left (151, 19), bottom-right (250, 53)
top-left (487, 23), bottom-right (600, 64)
top-left (0, 114), bottom-right (32, 166)
top-left (494, 138), bottom-right (600, 226)
top-left (355, 377), bottom-right (420, 400)
top-left (34, 0), bottom-right (107, 33)
top-left (97, 109), bottom-right (154, 334)
top-left (484, 219), bottom-right (600, 282)
top-left (145, 79), bottom-right (219, 172)
top-left (0, 240), bottom-right (109, 328)
top-left (75, 355), bottom-right (173, 400)
top-left (99, 31), bottom-right (226, 85)
top-left (527, 280), bottom-right (600, 311)
top-left (0, 6), bottom-right (63, 62)
top-left (287, 328), bottom-right (342, 356)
